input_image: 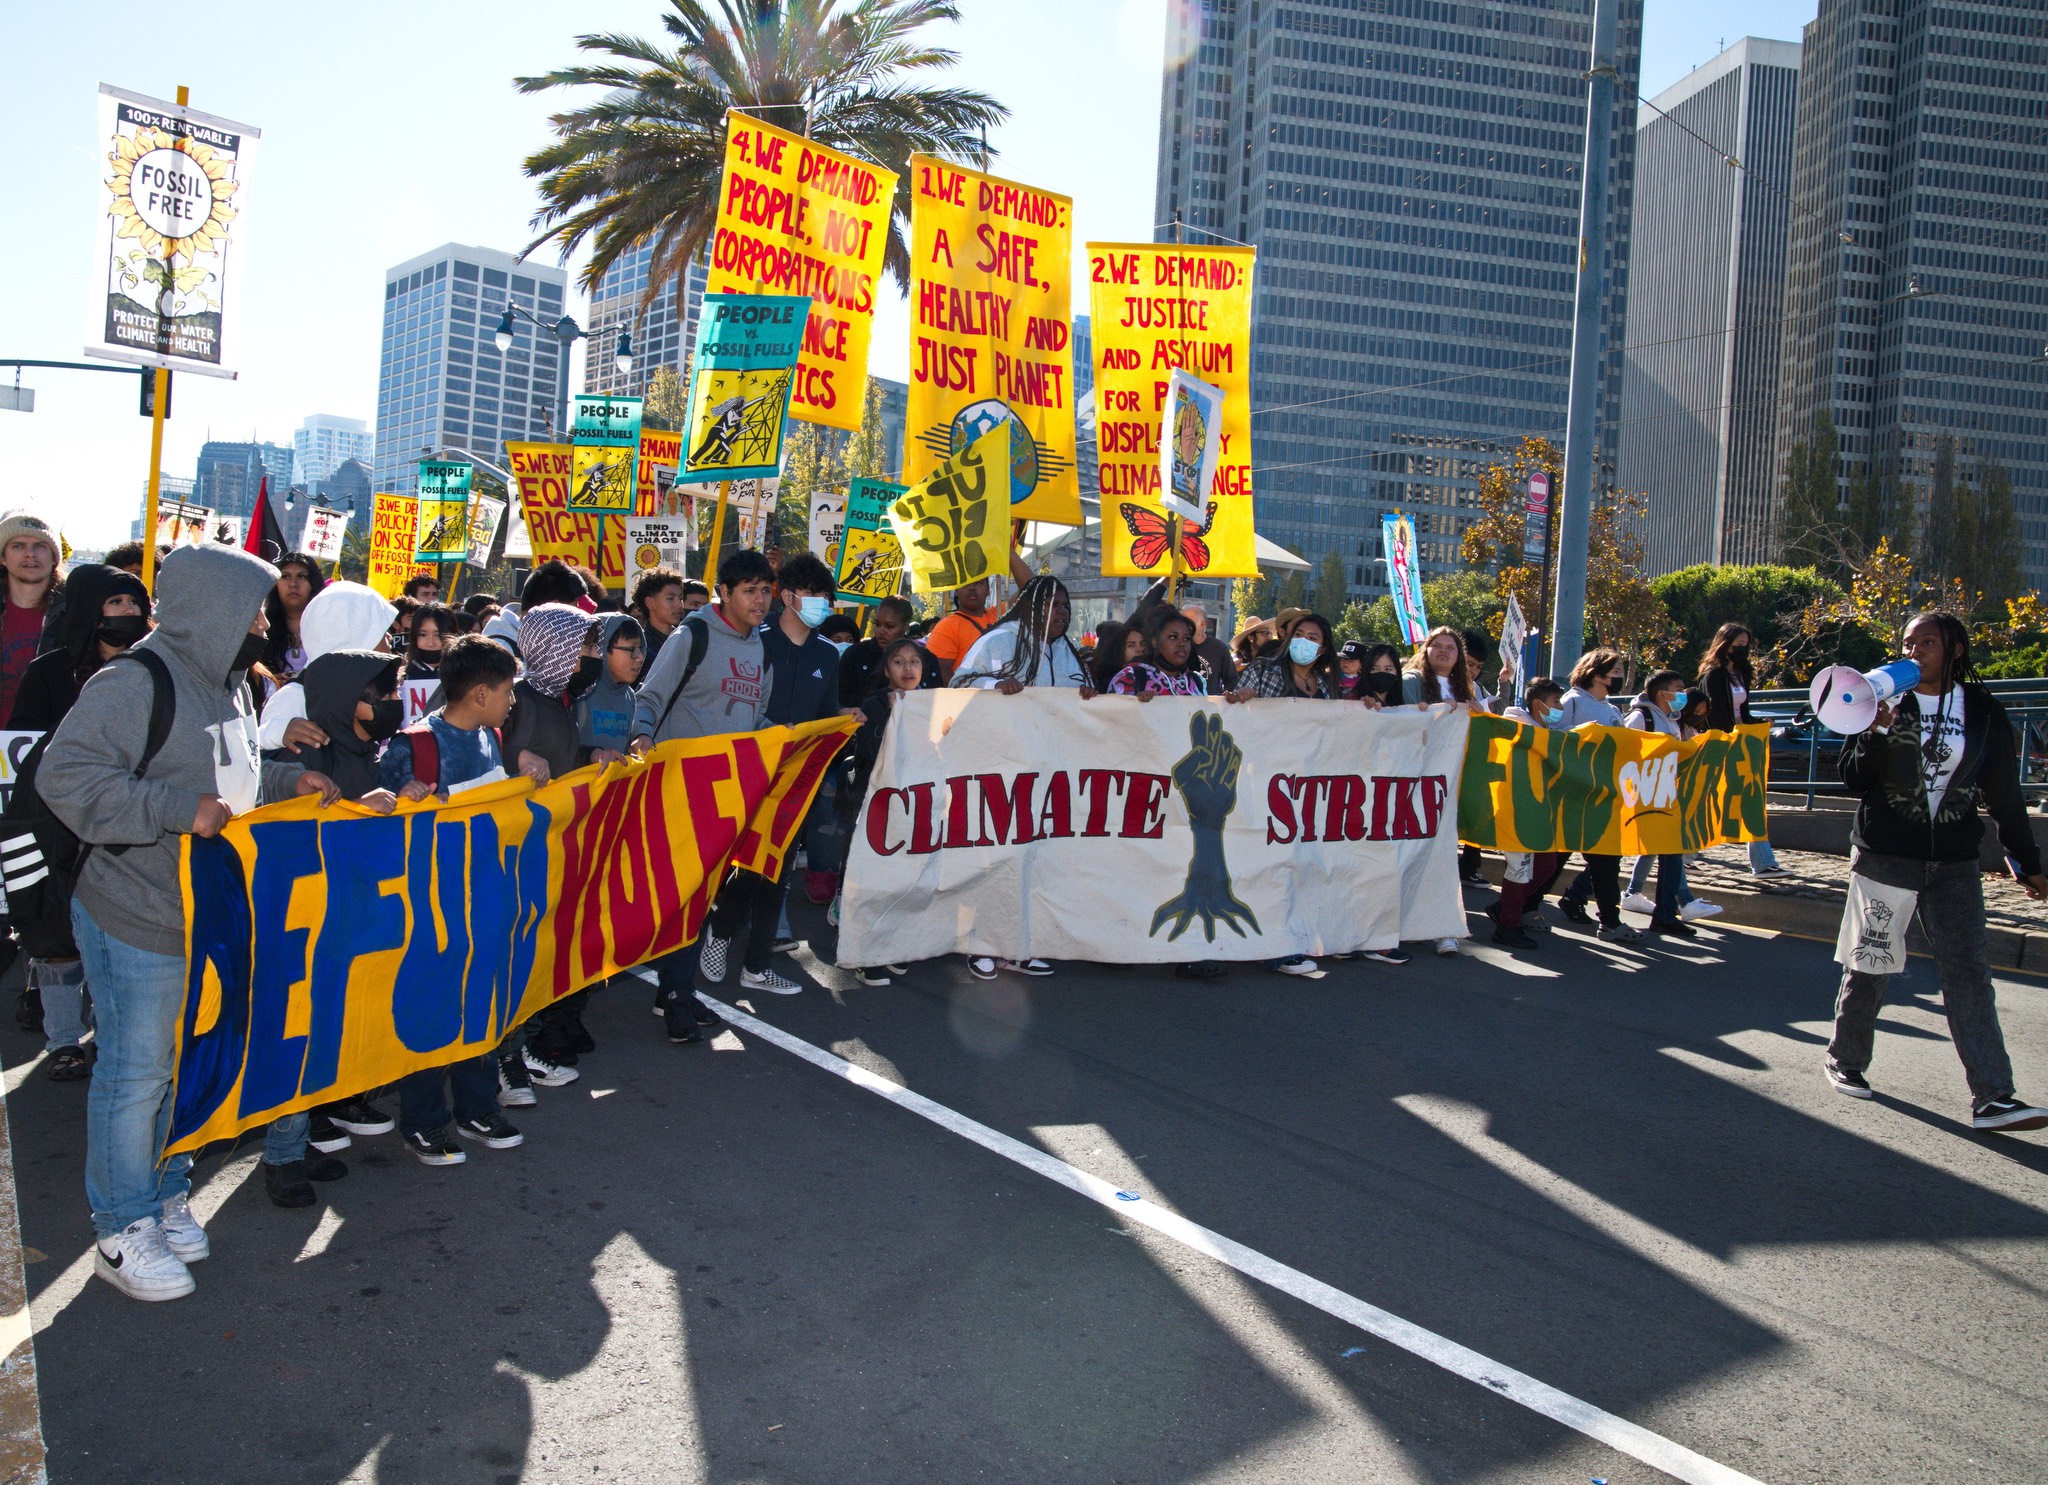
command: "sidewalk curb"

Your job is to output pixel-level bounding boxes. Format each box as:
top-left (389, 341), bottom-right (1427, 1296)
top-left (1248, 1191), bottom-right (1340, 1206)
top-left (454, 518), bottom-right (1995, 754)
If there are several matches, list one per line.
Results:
top-left (0, 1053), bottom-right (48, 1485)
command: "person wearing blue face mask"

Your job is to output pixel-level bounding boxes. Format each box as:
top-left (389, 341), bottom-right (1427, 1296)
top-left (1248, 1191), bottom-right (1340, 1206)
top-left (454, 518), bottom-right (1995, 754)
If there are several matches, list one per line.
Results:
top-left (1226, 612), bottom-right (1336, 701)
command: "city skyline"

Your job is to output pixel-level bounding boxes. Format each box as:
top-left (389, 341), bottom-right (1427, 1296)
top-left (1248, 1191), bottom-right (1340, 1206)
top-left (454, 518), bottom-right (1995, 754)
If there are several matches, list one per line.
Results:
top-left (5, 0), bottom-right (1814, 548)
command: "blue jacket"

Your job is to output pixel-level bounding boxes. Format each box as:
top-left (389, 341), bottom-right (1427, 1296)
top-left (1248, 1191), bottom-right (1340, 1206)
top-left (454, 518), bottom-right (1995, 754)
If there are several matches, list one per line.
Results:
top-left (758, 621), bottom-right (842, 728)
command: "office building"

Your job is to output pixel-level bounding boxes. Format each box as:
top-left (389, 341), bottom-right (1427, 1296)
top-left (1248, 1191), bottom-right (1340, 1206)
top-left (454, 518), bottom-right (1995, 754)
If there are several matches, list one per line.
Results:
top-left (131, 475), bottom-right (195, 540)
top-left (1152, 0), bottom-right (1643, 598)
top-left (1775, 0), bottom-right (2048, 583)
top-left (293, 414), bottom-right (374, 487)
top-left (1622, 37), bottom-right (1801, 573)
top-left (195, 440), bottom-right (294, 521)
top-left (374, 244), bottom-right (571, 499)
top-left (583, 244), bottom-right (709, 398)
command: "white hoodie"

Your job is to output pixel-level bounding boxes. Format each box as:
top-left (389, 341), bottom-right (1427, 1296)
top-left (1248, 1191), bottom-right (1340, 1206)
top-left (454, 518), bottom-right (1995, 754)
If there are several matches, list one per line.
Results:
top-left (258, 581), bottom-right (397, 747)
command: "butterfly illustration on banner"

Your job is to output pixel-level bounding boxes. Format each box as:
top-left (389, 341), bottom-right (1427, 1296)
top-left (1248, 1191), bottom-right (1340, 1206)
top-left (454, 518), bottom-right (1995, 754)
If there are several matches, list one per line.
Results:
top-left (1119, 502), bottom-right (1218, 572)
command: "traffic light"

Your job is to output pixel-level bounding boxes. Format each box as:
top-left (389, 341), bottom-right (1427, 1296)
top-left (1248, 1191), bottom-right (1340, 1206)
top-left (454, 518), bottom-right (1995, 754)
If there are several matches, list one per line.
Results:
top-left (138, 369), bottom-right (172, 419)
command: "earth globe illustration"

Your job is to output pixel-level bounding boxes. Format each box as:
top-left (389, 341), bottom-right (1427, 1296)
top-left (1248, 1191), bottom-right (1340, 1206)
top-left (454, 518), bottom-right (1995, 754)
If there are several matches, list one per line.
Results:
top-left (948, 399), bottom-right (1038, 503)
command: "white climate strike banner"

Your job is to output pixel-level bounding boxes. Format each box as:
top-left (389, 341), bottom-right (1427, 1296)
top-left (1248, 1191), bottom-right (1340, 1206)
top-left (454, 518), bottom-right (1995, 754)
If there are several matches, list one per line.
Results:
top-left (89, 85), bottom-right (260, 378)
top-left (838, 691), bottom-right (1470, 966)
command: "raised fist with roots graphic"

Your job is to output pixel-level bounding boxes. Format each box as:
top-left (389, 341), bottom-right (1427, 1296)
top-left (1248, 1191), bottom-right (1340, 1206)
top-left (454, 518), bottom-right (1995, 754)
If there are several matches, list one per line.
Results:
top-left (1151, 711), bottom-right (1261, 943)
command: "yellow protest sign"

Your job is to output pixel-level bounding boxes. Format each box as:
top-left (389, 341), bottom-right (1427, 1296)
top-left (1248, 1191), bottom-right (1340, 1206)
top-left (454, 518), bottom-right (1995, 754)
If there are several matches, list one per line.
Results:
top-left (366, 493), bottom-right (432, 599)
top-left (508, 442), bottom-right (629, 584)
top-left (906, 155), bottom-right (1078, 525)
top-left (1088, 243), bottom-right (1257, 577)
top-left (710, 113), bottom-right (896, 432)
top-left (1456, 717), bottom-right (1770, 855)
top-left (637, 428), bottom-right (683, 512)
top-left (170, 718), bottom-right (856, 1155)
top-left (887, 422), bottom-right (1011, 594)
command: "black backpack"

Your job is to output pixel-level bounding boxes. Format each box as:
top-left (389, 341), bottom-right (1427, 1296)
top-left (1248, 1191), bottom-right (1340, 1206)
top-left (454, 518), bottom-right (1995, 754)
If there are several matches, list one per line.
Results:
top-left (1, 650), bottom-right (175, 960)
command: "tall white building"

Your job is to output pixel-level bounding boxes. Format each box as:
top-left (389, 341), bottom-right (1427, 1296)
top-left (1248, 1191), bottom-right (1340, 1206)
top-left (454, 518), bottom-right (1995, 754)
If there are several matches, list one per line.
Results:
top-left (293, 414), bottom-right (373, 487)
top-left (583, 244), bottom-right (707, 398)
top-left (374, 244), bottom-right (571, 498)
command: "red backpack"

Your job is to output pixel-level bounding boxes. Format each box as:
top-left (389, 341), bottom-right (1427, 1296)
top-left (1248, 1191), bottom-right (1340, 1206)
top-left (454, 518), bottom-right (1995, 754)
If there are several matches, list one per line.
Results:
top-left (398, 722), bottom-right (503, 791)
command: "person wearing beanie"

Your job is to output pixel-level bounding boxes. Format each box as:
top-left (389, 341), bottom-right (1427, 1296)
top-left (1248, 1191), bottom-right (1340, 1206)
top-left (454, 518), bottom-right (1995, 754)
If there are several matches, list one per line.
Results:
top-left (0, 511), bottom-right (67, 724)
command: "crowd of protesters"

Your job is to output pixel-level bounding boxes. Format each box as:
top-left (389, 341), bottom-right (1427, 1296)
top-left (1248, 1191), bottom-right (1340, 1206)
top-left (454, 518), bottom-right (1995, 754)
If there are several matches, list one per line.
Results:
top-left (1, 508), bottom-right (2040, 1305)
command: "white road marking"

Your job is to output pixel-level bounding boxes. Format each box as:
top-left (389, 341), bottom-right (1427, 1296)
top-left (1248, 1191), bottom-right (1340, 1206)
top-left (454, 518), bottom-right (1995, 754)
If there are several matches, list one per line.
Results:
top-left (294, 1207), bottom-right (344, 1263)
top-left (638, 969), bottom-right (1768, 1485)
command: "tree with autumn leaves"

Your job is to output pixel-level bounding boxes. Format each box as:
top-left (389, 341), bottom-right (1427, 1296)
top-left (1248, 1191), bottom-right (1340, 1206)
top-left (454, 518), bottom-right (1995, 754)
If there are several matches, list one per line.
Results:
top-left (1459, 436), bottom-right (1676, 677)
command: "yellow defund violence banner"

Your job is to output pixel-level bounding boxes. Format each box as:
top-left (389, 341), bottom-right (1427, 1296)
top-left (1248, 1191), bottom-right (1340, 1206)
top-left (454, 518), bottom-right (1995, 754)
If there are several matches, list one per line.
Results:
top-left (710, 114), bottom-right (895, 432)
top-left (905, 155), bottom-right (1078, 525)
top-left (1455, 717), bottom-right (1771, 855)
top-left (168, 720), bottom-right (854, 1154)
top-left (1088, 243), bottom-right (1258, 578)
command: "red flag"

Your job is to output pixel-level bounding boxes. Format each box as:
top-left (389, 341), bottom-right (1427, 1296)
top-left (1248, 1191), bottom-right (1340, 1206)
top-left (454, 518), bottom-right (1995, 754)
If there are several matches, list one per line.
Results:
top-left (244, 475), bottom-right (289, 564)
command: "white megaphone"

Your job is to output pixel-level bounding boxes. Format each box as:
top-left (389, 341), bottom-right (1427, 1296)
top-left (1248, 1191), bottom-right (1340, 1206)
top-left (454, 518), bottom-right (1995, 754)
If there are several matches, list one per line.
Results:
top-left (1809, 658), bottom-right (1920, 733)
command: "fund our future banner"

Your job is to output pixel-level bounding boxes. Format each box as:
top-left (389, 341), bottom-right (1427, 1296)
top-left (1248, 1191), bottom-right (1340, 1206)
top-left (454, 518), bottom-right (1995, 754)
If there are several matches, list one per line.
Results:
top-left (170, 719), bottom-right (856, 1154)
top-left (711, 114), bottom-right (896, 431)
top-left (906, 156), bottom-right (1079, 525)
top-left (90, 85), bottom-right (260, 376)
top-left (1088, 243), bottom-right (1257, 577)
top-left (1457, 716), bottom-right (1771, 857)
top-left (838, 691), bottom-right (1470, 967)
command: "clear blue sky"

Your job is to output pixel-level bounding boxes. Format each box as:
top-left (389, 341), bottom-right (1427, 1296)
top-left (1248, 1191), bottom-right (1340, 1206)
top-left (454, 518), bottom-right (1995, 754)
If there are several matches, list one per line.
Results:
top-left (2, 0), bottom-right (1816, 548)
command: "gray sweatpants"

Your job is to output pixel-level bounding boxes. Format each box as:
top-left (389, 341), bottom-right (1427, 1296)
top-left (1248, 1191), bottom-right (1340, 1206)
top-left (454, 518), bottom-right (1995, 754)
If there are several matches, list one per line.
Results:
top-left (1828, 849), bottom-right (2015, 1103)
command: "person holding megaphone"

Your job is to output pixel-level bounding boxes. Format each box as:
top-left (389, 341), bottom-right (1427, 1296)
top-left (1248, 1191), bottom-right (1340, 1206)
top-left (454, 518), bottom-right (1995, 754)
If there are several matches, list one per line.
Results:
top-left (1824, 612), bottom-right (2048, 1133)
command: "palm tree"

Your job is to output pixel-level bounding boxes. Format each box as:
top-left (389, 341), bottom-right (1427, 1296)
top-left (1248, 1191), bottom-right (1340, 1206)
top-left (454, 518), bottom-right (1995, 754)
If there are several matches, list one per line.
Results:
top-left (516, 0), bottom-right (1006, 308)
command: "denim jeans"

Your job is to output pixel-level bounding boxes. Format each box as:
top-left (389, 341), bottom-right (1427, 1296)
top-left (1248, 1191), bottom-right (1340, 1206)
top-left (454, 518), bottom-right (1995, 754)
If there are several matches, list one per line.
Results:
top-left (35, 957), bottom-right (91, 1052)
top-left (72, 898), bottom-right (192, 1239)
top-left (1627, 854), bottom-right (1696, 905)
top-left (1749, 839), bottom-right (1782, 873)
top-left (265, 1113), bottom-right (309, 1166)
top-left (397, 1056), bottom-right (500, 1136)
top-left (1828, 851), bottom-right (2016, 1103)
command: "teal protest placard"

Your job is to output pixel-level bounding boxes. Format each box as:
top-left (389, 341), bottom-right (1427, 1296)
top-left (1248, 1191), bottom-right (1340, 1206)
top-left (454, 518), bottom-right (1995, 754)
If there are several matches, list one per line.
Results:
top-left (681, 294), bottom-right (810, 482)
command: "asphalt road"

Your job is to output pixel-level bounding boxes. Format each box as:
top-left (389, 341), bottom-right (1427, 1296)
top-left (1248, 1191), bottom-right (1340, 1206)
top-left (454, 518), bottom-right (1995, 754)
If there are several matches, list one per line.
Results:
top-left (11, 890), bottom-right (2048, 1485)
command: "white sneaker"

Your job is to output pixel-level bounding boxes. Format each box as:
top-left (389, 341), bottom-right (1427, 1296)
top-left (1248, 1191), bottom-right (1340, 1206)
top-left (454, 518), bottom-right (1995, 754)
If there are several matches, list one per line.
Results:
top-left (1001, 958), bottom-right (1054, 977)
top-left (1679, 899), bottom-right (1723, 921)
top-left (1271, 955), bottom-right (1319, 976)
top-left (157, 1191), bottom-right (209, 1263)
top-left (95, 1217), bottom-right (194, 1302)
top-left (522, 1049), bottom-right (580, 1087)
top-left (1435, 937), bottom-right (1460, 957)
top-left (1621, 892), bottom-right (1657, 915)
top-left (968, 956), bottom-right (998, 980)
top-left (740, 967), bottom-right (802, 995)
top-left (698, 933), bottom-right (731, 984)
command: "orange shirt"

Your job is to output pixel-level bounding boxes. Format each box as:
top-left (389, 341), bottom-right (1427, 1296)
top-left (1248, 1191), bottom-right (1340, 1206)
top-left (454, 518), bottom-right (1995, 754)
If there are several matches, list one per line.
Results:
top-left (927, 609), bottom-right (998, 671)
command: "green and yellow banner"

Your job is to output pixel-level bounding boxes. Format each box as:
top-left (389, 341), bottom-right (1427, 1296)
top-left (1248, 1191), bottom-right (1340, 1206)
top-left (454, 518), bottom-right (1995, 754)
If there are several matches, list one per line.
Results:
top-left (1457, 717), bottom-right (1770, 855)
top-left (169, 719), bottom-right (854, 1155)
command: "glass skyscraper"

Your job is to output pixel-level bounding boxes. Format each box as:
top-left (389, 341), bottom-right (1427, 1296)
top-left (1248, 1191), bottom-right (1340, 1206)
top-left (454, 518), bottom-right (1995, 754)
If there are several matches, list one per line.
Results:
top-left (374, 244), bottom-right (570, 498)
top-left (1623, 38), bottom-right (1802, 573)
top-left (1776, 0), bottom-right (2048, 585)
top-left (1153, 0), bottom-right (1642, 597)
top-left (583, 244), bottom-right (708, 398)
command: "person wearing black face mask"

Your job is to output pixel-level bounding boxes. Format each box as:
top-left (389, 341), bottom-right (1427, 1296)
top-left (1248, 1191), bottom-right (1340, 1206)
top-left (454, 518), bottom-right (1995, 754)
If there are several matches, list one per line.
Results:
top-left (1697, 621), bottom-right (1791, 877)
top-left (1352, 643), bottom-right (1404, 710)
top-left (404, 603), bottom-right (457, 680)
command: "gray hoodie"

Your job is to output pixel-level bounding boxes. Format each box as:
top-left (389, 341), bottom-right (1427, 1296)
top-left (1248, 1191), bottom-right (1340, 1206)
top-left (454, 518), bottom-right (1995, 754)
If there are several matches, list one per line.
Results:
top-left (43, 543), bottom-right (305, 956)
top-left (630, 605), bottom-right (770, 744)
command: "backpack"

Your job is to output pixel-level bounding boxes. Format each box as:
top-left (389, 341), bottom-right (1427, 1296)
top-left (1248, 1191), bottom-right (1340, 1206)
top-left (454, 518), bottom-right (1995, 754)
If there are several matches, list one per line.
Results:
top-left (645, 614), bottom-right (715, 740)
top-left (397, 721), bottom-right (504, 791)
top-left (0, 650), bottom-right (176, 960)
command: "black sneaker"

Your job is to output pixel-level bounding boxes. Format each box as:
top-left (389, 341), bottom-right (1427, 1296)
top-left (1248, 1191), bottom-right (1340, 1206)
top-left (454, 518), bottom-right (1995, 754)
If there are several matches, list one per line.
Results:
top-left (1649, 918), bottom-right (1698, 938)
top-left (1559, 898), bottom-right (1595, 925)
top-left (1173, 961), bottom-right (1228, 980)
top-left (1491, 926), bottom-right (1540, 950)
top-left (307, 1113), bottom-right (352, 1153)
top-left (1971, 1096), bottom-right (2048, 1132)
top-left (1825, 1060), bottom-right (1872, 1099)
top-left (402, 1127), bottom-right (466, 1166)
top-left (455, 1113), bottom-right (525, 1150)
top-left (663, 992), bottom-right (703, 1044)
top-left (264, 1160), bottom-right (317, 1209)
top-left (325, 1097), bottom-right (394, 1136)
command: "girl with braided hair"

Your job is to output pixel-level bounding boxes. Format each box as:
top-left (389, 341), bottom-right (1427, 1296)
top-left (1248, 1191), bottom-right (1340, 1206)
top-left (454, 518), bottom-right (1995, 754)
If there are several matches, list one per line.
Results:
top-left (1826, 611), bottom-right (2048, 1131)
top-left (949, 575), bottom-right (1094, 695)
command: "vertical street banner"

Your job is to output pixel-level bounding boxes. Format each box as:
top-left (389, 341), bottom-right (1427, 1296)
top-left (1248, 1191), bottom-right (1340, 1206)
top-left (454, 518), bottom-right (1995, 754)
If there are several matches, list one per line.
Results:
top-left (90, 85), bottom-right (261, 377)
top-left (367, 494), bottom-right (421, 599)
top-left (682, 295), bottom-right (808, 482)
top-left (414, 460), bottom-right (473, 563)
top-left (299, 505), bottom-right (348, 565)
top-left (1089, 243), bottom-right (1257, 577)
top-left (836, 477), bottom-right (906, 606)
top-left (569, 394), bottom-right (643, 514)
top-left (507, 442), bottom-right (629, 585)
top-left (711, 113), bottom-right (896, 431)
top-left (1382, 512), bottom-right (1427, 645)
top-left (1523, 469), bottom-right (1551, 567)
top-left (907, 157), bottom-right (1077, 525)
top-left (887, 422), bottom-right (1011, 594)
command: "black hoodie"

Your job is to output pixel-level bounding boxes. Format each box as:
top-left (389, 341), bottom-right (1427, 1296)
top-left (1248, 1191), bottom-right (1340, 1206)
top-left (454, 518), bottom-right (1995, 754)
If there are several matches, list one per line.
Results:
top-left (264, 650), bottom-right (399, 802)
top-left (9, 563), bottom-right (149, 732)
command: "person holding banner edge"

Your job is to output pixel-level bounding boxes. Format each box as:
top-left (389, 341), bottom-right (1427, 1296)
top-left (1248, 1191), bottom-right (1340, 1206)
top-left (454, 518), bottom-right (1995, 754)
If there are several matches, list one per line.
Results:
top-left (1553, 649), bottom-right (1644, 944)
top-left (1824, 613), bottom-right (2048, 1131)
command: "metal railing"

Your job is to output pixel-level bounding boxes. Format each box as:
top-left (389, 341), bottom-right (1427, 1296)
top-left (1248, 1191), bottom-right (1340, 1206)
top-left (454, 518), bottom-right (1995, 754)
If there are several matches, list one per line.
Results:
top-left (1745, 679), bottom-right (2048, 810)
